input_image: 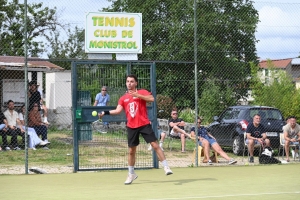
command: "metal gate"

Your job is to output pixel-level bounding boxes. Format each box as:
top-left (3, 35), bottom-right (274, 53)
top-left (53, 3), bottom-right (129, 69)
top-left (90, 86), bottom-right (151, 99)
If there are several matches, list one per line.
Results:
top-left (71, 61), bottom-right (158, 172)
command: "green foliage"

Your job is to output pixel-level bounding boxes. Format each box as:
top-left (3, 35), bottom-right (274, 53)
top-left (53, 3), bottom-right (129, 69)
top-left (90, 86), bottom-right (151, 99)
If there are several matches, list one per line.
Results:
top-left (199, 78), bottom-right (236, 124)
top-left (104, 0), bottom-right (259, 111)
top-left (156, 94), bottom-right (175, 118)
top-left (250, 61), bottom-right (300, 119)
top-left (47, 27), bottom-right (87, 69)
top-left (178, 108), bottom-right (195, 123)
top-left (0, 0), bottom-right (65, 56)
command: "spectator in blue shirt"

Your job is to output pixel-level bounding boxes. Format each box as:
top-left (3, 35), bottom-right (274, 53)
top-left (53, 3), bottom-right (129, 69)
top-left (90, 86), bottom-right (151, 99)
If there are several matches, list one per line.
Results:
top-left (190, 117), bottom-right (237, 165)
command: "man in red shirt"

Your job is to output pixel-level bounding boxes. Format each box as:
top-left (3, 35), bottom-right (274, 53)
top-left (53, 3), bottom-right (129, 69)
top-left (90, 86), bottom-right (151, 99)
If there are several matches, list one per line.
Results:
top-left (99, 74), bottom-right (172, 185)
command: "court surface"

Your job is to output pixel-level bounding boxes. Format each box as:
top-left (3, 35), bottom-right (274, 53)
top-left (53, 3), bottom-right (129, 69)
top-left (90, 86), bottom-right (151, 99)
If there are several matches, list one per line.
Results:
top-left (1, 164), bottom-right (299, 199)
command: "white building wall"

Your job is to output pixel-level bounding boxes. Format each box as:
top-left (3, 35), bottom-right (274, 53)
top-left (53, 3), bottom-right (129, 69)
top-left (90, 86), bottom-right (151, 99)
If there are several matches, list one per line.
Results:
top-left (46, 71), bottom-right (71, 109)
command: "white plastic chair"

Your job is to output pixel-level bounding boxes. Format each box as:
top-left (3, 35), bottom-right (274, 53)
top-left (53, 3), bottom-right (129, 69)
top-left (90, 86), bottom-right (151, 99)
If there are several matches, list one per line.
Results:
top-left (242, 132), bottom-right (262, 161)
top-left (278, 133), bottom-right (299, 161)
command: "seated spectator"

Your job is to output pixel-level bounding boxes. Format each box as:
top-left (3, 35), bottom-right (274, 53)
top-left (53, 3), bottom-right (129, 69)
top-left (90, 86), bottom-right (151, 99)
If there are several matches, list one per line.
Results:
top-left (28, 103), bottom-right (50, 149)
top-left (283, 116), bottom-right (300, 161)
top-left (190, 117), bottom-right (237, 165)
top-left (148, 121), bottom-right (166, 151)
top-left (36, 82), bottom-right (49, 125)
top-left (28, 81), bottom-right (49, 124)
top-left (3, 100), bottom-right (25, 150)
top-left (246, 114), bottom-right (271, 163)
top-left (168, 109), bottom-right (191, 153)
top-left (0, 111), bottom-right (9, 151)
top-left (18, 105), bottom-right (48, 150)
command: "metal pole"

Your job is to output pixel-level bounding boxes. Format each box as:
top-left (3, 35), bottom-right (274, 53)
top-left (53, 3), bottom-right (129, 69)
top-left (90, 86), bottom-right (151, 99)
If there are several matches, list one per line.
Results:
top-left (194, 0), bottom-right (199, 167)
top-left (24, 0), bottom-right (29, 174)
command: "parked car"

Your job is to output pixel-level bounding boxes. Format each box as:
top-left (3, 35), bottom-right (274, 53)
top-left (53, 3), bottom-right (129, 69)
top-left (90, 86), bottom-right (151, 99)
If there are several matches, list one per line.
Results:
top-left (207, 105), bottom-right (285, 155)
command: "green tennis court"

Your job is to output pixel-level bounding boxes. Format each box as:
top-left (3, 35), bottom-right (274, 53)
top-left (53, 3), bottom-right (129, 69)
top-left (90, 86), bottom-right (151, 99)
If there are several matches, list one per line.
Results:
top-left (1, 164), bottom-right (299, 199)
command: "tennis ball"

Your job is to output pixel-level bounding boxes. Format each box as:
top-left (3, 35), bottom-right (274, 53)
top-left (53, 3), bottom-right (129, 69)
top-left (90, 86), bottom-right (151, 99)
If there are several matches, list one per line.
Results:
top-left (92, 111), bottom-right (97, 117)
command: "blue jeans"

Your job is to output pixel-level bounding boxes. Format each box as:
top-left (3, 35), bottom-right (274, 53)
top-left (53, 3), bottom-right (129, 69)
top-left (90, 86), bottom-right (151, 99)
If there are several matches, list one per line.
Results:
top-left (0, 124), bottom-right (5, 130)
top-left (32, 125), bottom-right (48, 141)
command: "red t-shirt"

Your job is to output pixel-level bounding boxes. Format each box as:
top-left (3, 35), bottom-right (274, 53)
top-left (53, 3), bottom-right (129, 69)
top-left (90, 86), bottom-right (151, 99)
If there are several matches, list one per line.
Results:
top-left (118, 89), bottom-right (151, 128)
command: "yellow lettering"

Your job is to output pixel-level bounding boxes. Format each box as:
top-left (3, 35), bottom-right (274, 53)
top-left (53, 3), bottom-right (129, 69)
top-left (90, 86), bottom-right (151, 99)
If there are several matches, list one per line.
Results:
top-left (129, 18), bottom-right (135, 27)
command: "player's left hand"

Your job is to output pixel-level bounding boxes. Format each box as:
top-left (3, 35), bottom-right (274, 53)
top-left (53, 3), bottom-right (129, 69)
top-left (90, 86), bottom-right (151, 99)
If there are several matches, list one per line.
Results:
top-left (128, 90), bottom-right (139, 98)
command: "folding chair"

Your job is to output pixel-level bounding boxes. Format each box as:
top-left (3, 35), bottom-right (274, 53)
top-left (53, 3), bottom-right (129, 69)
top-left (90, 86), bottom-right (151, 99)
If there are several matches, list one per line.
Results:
top-left (278, 133), bottom-right (299, 161)
top-left (192, 145), bottom-right (218, 165)
top-left (242, 132), bottom-right (262, 161)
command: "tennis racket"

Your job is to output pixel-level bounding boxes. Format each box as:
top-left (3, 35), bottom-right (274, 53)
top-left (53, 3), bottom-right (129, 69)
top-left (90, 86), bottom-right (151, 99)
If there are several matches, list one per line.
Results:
top-left (92, 118), bottom-right (107, 133)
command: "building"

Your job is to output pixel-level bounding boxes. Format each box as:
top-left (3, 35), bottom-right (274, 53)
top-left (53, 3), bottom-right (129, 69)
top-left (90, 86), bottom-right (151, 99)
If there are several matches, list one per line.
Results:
top-left (0, 56), bottom-right (64, 108)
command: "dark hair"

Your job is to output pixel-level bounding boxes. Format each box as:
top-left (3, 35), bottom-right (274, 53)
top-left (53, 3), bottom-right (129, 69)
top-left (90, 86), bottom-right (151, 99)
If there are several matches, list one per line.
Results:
top-left (253, 114), bottom-right (261, 118)
top-left (29, 80), bottom-right (37, 86)
top-left (289, 116), bottom-right (296, 120)
top-left (7, 100), bottom-right (14, 104)
top-left (126, 74), bottom-right (138, 83)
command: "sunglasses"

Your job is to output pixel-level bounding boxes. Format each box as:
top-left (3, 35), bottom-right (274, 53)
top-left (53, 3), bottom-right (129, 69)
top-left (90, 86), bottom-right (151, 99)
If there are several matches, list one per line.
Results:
top-left (172, 113), bottom-right (178, 115)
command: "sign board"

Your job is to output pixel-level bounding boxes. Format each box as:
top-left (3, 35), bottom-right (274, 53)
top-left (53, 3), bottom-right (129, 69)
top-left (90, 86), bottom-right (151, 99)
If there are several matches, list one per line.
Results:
top-left (85, 12), bottom-right (142, 54)
top-left (2, 79), bottom-right (25, 104)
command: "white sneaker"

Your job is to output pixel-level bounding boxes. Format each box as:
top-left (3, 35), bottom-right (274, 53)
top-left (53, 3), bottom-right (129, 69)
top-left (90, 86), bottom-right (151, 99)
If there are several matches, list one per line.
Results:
top-left (5, 147), bottom-right (11, 151)
top-left (208, 160), bottom-right (213, 165)
top-left (228, 159), bottom-right (237, 165)
top-left (164, 166), bottom-right (173, 175)
top-left (32, 147), bottom-right (37, 150)
top-left (148, 145), bottom-right (152, 151)
top-left (44, 139), bottom-right (50, 144)
top-left (39, 141), bottom-right (48, 146)
top-left (124, 173), bottom-right (138, 185)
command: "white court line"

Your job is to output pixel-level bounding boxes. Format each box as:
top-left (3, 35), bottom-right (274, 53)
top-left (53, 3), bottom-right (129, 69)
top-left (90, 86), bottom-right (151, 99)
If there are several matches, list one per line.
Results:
top-left (145, 191), bottom-right (300, 200)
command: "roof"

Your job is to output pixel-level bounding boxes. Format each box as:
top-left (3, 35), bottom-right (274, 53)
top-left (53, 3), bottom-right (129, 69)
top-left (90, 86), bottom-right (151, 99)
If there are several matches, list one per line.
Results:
top-left (259, 58), bottom-right (292, 69)
top-left (0, 56), bottom-right (64, 72)
top-left (291, 58), bottom-right (300, 65)
top-left (229, 105), bottom-right (277, 109)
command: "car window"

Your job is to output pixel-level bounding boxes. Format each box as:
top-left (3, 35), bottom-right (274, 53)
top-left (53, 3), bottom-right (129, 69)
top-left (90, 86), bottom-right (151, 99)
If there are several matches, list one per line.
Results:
top-left (219, 109), bottom-right (241, 120)
top-left (219, 109), bottom-right (233, 120)
top-left (250, 108), bottom-right (283, 120)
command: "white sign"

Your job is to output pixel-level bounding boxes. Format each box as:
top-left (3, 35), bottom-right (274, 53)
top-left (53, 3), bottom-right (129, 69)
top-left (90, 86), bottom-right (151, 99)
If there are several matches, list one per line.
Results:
top-left (2, 79), bottom-right (25, 104)
top-left (85, 12), bottom-right (142, 54)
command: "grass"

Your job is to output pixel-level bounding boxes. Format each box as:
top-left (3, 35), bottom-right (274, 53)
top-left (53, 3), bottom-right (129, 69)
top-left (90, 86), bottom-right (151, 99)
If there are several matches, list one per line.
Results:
top-left (0, 129), bottom-right (293, 171)
top-left (1, 165), bottom-right (299, 200)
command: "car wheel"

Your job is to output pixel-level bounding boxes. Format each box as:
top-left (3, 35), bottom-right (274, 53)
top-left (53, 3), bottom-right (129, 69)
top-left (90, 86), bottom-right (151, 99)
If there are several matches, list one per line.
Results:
top-left (232, 135), bottom-right (243, 155)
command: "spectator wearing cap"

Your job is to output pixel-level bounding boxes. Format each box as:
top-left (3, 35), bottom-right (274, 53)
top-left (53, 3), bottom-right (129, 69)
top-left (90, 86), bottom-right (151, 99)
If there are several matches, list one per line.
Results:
top-left (28, 81), bottom-right (49, 124)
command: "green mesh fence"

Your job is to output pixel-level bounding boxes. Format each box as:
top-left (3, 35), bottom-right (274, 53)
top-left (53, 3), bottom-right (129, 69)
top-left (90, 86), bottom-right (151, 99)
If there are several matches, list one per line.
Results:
top-left (1, 0), bottom-right (300, 174)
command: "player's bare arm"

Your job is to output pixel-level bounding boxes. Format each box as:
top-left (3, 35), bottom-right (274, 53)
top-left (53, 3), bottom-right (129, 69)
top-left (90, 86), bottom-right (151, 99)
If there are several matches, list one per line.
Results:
top-left (128, 90), bottom-right (154, 102)
top-left (99, 105), bottom-right (123, 118)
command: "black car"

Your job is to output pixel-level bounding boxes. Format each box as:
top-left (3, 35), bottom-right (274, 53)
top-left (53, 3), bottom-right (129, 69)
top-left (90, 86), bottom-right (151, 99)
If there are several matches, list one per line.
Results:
top-left (208, 105), bottom-right (285, 155)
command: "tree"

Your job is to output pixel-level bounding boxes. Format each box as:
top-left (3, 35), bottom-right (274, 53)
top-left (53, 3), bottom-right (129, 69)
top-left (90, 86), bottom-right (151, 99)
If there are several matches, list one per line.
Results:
top-left (250, 61), bottom-right (300, 119)
top-left (0, 0), bottom-right (65, 56)
top-left (198, 78), bottom-right (236, 124)
top-left (47, 27), bottom-right (87, 69)
top-left (104, 0), bottom-right (259, 110)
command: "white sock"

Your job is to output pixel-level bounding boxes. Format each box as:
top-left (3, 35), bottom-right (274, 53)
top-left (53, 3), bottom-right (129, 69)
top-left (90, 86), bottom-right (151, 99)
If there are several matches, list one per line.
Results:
top-left (128, 166), bottom-right (134, 174)
top-left (161, 160), bottom-right (168, 167)
top-left (43, 117), bottom-right (48, 122)
top-left (159, 142), bottom-right (163, 147)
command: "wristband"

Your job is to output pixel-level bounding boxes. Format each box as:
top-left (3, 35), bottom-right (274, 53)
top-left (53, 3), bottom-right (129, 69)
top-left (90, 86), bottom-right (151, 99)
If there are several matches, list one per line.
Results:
top-left (104, 111), bottom-right (110, 115)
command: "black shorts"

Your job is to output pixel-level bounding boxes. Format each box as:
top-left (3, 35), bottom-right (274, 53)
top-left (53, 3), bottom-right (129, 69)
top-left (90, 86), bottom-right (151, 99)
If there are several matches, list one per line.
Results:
top-left (127, 124), bottom-right (157, 147)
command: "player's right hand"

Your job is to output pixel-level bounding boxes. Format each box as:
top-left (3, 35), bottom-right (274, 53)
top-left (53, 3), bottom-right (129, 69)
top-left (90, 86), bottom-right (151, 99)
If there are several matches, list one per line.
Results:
top-left (98, 112), bottom-right (104, 119)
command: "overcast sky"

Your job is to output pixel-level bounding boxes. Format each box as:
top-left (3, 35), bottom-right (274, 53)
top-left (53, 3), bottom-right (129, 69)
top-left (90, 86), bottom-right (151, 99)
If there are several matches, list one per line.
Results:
top-left (27, 0), bottom-right (300, 60)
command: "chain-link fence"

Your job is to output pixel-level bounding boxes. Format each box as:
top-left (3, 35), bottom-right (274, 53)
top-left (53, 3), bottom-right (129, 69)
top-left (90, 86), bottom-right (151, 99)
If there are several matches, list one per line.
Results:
top-left (1, 0), bottom-right (300, 174)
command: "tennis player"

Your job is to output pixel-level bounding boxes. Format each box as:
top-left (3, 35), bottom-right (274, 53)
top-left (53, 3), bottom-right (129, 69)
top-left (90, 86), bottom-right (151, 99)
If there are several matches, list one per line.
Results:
top-left (99, 74), bottom-right (173, 185)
